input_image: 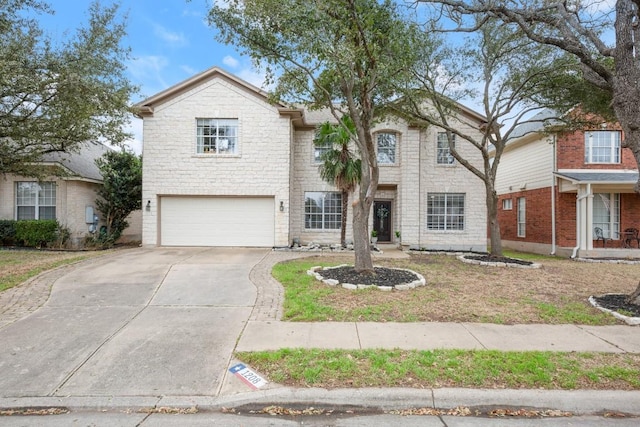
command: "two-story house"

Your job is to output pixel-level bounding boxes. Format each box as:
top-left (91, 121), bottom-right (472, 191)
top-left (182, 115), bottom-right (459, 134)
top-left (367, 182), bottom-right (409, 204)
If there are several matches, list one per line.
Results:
top-left (134, 67), bottom-right (487, 251)
top-left (496, 110), bottom-right (640, 258)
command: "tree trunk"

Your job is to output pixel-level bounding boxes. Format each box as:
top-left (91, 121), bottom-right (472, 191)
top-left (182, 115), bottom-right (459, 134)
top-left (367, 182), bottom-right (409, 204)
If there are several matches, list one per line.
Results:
top-left (352, 197), bottom-right (374, 273)
top-left (613, 0), bottom-right (640, 194)
top-left (341, 190), bottom-right (349, 247)
top-left (626, 281), bottom-right (640, 305)
top-left (486, 183), bottom-right (502, 257)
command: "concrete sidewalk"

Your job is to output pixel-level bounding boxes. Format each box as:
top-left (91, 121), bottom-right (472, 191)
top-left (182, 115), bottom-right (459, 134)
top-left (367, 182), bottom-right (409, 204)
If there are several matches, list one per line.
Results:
top-left (237, 321), bottom-right (640, 353)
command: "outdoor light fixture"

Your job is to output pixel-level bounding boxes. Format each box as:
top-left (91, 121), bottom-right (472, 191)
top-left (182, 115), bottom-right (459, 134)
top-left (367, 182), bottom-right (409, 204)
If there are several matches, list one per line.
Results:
top-left (279, 200), bottom-right (284, 212)
top-left (146, 200), bottom-right (151, 211)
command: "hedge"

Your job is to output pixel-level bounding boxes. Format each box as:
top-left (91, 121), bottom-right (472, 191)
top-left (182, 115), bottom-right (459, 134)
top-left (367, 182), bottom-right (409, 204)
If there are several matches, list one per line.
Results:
top-left (0, 220), bottom-right (17, 245)
top-left (0, 220), bottom-right (72, 248)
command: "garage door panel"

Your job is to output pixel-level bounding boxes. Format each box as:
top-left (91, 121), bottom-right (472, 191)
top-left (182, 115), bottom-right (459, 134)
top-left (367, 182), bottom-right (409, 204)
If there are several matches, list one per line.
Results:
top-left (160, 197), bottom-right (274, 247)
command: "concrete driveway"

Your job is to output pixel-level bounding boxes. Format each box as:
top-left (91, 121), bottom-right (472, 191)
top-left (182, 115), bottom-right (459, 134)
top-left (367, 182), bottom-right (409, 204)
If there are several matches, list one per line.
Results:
top-left (0, 247), bottom-right (269, 398)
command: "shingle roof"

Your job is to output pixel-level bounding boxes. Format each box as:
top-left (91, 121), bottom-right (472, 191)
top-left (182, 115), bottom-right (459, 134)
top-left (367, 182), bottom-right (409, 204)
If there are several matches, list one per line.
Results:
top-left (42, 141), bottom-right (112, 182)
top-left (508, 109), bottom-right (562, 140)
top-left (555, 170), bottom-right (639, 184)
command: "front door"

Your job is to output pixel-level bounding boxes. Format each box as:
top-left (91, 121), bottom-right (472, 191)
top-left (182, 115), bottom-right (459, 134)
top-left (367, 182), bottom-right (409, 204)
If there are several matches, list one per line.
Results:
top-left (373, 201), bottom-right (392, 242)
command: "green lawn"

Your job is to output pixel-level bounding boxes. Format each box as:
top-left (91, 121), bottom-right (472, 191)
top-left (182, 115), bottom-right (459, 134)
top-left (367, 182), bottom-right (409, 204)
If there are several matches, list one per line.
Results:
top-left (0, 249), bottom-right (108, 292)
top-left (238, 348), bottom-right (640, 390)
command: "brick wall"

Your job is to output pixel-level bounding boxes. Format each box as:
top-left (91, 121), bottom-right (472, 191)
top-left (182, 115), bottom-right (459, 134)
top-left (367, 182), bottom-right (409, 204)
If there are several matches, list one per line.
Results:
top-left (498, 187), bottom-right (554, 244)
top-left (557, 128), bottom-right (636, 170)
top-left (499, 187), bottom-right (640, 248)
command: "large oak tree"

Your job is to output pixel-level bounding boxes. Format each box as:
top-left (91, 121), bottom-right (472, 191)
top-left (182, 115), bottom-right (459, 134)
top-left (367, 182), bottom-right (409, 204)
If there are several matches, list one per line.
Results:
top-left (0, 0), bottom-right (137, 177)
top-left (423, 0), bottom-right (640, 191)
top-left (391, 18), bottom-right (566, 256)
top-left (207, 0), bottom-right (422, 272)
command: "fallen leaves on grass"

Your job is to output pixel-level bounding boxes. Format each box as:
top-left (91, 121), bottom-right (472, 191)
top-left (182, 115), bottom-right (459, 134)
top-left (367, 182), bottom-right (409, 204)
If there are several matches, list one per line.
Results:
top-left (487, 408), bottom-right (572, 418)
top-left (138, 406), bottom-right (198, 414)
top-left (254, 406), bottom-right (330, 416)
top-left (389, 406), bottom-right (472, 416)
top-left (0, 407), bottom-right (69, 416)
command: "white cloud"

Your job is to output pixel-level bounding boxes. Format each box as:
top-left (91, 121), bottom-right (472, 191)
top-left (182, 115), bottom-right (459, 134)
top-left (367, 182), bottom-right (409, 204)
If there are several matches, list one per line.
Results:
top-left (128, 55), bottom-right (170, 96)
top-left (153, 23), bottom-right (188, 48)
top-left (222, 55), bottom-right (239, 69)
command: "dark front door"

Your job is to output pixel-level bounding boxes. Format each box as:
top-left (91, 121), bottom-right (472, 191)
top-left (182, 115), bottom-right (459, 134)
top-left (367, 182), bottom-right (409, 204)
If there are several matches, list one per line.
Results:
top-left (373, 201), bottom-right (392, 242)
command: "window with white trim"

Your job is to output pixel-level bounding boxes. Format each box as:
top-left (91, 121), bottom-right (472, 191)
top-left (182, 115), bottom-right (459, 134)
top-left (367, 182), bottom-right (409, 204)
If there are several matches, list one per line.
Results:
top-left (427, 193), bottom-right (465, 231)
top-left (502, 198), bottom-right (512, 210)
top-left (376, 132), bottom-right (396, 164)
top-left (196, 118), bottom-right (238, 154)
top-left (314, 141), bottom-right (331, 163)
top-left (593, 193), bottom-right (620, 239)
top-left (517, 197), bottom-right (526, 237)
top-left (584, 131), bottom-right (620, 164)
top-left (16, 182), bottom-right (56, 220)
top-left (437, 132), bottom-right (456, 164)
top-left (304, 192), bottom-right (342, 230)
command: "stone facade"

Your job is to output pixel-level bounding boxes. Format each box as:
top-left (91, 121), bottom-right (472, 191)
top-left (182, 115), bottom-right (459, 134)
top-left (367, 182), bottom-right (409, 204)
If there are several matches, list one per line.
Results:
top-left (0, 175), bottom-right (101, 247)
top-left (137, 67), bottom-right (488, 251)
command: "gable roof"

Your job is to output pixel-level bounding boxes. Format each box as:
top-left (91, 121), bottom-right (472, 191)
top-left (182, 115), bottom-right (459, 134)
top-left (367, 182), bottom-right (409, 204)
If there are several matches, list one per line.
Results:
top-left (133, 66), bottom-right (294, 118)
top-left (42, 141), bottom-right (112, 182)
top-left (134, 66), bottom-right (487, 130)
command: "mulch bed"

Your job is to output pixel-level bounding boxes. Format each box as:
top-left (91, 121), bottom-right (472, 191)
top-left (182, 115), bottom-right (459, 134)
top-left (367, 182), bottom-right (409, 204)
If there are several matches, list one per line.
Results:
top-left (592, 294), bottom-right (640, 317)
top-left (463, 255), bottom-right (533, 266)
top-left (318, 266), bottom-right (419, 287)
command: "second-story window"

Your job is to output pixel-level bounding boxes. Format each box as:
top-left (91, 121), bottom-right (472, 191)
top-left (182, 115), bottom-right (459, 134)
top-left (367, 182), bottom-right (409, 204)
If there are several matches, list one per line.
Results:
top-left (196, 118), bottom-right (238, 154)
top-left (437, 132), bottom-right (456, 165)
top-left (314, 141), bottom-right (332, 163)
top-left (584, 131), bottom-right (620, 164)
top-left (377, 132), bottom-right (396, 164)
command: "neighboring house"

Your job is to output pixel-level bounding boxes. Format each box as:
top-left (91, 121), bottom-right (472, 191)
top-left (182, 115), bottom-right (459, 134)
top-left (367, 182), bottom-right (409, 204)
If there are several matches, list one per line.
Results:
top-left (495, 110), bottom-right (640, 257)
top-left (134, 67), bottom-right (487, 251)
top-left (0, 142), bottom-right (142, 247)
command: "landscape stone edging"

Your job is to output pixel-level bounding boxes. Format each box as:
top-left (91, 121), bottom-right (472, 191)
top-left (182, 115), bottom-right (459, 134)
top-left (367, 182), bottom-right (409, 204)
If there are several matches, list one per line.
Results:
top-left (575, 258), bottom-right (640, 265)
top-left (456, 255), bottom-right (542, 269)
top-left (307, 265), bottom-right (426, 291)
top-left (588, 295), bottom-right (640, 326)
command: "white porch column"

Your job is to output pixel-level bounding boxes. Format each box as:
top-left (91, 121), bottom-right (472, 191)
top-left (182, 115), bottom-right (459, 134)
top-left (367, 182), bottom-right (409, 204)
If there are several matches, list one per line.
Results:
top-left (585, 184), bottom-right (594, 250)
top-left (576, 184), bottom-right (590, 251)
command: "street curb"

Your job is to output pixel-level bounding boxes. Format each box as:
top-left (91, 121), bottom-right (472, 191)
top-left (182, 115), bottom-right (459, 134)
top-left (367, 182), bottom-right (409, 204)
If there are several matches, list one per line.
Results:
top-left (3, 388), bottom-right (639, 416)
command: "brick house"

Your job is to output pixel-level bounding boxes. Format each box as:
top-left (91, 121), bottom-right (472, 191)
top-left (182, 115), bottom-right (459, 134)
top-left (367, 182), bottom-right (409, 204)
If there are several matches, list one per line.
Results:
top-left (134, 66), bottom-right (487, 250)
top-left (0, 142), bottom-right (142, 247)
top-left (495, 110), bottom-right (640, 257)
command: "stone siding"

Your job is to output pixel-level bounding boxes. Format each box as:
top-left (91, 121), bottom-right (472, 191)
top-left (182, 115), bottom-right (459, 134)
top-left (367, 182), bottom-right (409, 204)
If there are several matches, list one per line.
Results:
top-left (142, 77), bottom-right (291, 246)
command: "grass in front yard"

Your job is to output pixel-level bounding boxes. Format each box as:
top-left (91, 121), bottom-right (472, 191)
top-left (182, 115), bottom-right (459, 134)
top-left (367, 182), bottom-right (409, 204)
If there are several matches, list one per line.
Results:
top-left (273, 253), bottom-right (632, 324)
top-left (0, 249), bottom-right (107, 293)
top-left (237, 349), bottom-right (640, 390)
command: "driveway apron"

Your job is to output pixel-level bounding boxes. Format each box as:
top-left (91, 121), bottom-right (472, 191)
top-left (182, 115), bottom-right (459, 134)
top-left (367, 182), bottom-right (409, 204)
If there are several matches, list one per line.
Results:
top-left (0, 247), bottom-right (267, 397)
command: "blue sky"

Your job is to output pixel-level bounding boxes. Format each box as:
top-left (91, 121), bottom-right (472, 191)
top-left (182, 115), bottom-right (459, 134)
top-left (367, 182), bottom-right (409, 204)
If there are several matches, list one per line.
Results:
top-left (36, 0), bottom-right (262, 153)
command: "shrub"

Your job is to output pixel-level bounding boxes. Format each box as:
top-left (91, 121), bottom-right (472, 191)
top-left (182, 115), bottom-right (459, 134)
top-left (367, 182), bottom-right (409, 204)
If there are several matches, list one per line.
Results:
top-left (15, 220), bottom-right (59, 248)
top-left (83, 227), bottom-right (116, 249)
top-left (0, 220), bottom-right (17, 245)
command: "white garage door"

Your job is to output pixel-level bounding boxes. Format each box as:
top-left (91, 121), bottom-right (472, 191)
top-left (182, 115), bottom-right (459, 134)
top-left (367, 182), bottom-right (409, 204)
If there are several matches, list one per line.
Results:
top-left (160, 197), bottom-right (275, 247)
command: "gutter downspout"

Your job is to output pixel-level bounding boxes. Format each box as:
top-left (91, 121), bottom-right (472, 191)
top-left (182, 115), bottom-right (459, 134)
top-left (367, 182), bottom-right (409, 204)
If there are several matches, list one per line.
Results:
top-left (550, 135), bottom-right (557, 255)
top-left (571, 183), bottom-right (591, 259)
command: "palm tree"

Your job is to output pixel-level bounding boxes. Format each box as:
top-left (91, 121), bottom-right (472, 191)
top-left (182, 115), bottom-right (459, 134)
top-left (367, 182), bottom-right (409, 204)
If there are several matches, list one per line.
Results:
top-left (314, 116), bottom-right (361, 247)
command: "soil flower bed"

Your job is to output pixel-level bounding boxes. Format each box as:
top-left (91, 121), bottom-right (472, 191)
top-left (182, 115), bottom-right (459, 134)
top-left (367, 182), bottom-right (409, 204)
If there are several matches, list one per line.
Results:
top-left (308, 264), bottom-right (425, 290)
top-left (589, 294), bottom-right (640, 325)
top-left (459, 254), bottom-right (541, 268)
